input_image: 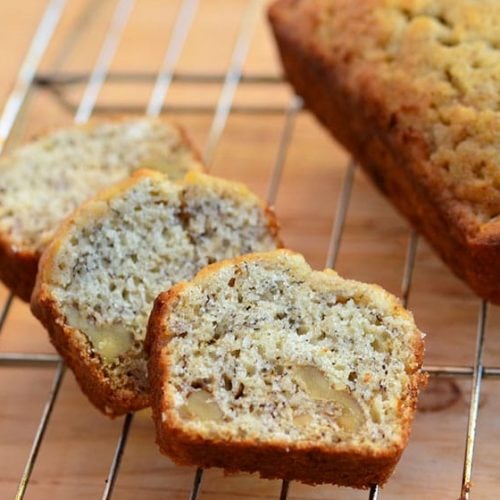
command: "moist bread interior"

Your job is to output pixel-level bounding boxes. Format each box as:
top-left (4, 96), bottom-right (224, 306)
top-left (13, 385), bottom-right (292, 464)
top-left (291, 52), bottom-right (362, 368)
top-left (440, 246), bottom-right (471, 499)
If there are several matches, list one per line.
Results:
top-left (0, 118), bottom-right (201, 252)
top-left (49, 174), bottom-right (278, 396)
top-left (162, 253), bottom-right (421, 448)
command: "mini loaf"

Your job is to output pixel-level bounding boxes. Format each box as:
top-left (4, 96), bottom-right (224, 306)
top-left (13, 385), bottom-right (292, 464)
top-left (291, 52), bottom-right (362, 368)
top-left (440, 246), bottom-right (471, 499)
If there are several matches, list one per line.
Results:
top-left (269, 0), bottom-right (500, 303)
top-left (147, 250), bottom-right (425, 488)
top-left (0, 117), bottom-right (202, 301)
top-left (31, 170), bottom-right (280, 416)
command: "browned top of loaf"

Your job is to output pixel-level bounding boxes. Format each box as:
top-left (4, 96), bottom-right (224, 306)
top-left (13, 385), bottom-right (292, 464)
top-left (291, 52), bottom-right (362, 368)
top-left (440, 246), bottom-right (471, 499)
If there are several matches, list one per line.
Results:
top-left (275, 0), bottom-right (500, 234)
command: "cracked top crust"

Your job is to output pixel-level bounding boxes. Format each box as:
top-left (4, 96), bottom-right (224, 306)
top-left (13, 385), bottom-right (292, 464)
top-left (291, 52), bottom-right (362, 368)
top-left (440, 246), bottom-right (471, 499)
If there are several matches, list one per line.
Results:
top-left (297, 0), bottom-right (500, 228)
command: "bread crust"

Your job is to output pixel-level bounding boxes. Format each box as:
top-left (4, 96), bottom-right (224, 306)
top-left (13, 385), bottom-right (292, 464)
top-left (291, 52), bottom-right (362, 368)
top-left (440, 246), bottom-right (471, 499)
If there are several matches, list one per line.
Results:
top-left (0, 116), bottom-right (203, 302)
top-left (0, 234), bottom-right (38, 302)
top-left (31, 171), bottom-right (281, 417)
top-left (146, 250), bottom-right (425, 488)
top-left (268, 0), bottom-right (500, 304)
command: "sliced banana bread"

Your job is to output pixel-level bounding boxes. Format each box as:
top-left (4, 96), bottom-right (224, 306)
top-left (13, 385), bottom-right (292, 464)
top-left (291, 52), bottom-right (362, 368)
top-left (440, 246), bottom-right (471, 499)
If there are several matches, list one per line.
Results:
top-left (0, 117), bottom-right (202, 301)
top-left (31, 170), bottom-right (280, 416)
top-left (269, 0), bottom-right (500, 303)
top-left (147, 250), bottom-right (425, 488)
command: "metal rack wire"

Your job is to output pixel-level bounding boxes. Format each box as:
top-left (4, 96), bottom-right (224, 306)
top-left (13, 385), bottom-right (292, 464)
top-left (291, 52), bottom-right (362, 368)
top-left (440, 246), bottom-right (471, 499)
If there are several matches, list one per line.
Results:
top-left (0, 0), bottom-right (496, 499)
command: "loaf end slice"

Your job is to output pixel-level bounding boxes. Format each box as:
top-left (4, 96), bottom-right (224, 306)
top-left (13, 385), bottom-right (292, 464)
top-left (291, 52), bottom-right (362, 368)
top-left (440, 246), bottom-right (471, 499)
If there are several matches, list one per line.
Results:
top-left (0, 117), bottom-right (203, 301)
top-left (31, 169), bottom-right (280, 416)
top-left (147, 249), bottom-right (425, 488)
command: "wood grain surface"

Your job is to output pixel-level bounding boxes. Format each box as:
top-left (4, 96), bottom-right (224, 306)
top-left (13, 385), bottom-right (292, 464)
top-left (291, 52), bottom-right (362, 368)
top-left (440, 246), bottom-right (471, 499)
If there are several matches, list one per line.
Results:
top-left (0, 1), bottom-right (499, 499)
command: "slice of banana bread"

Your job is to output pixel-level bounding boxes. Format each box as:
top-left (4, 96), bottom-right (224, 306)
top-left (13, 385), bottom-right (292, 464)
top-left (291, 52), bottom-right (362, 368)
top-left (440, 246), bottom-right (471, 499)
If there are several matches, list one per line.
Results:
top-left (31, 170), bottom-right (280, 416)
top-left (269, 0), bottom-right (500, 303)
top-left (0, 117), bottom-right (202, 301)
top-left (147, 250), bottom-right (425, 488)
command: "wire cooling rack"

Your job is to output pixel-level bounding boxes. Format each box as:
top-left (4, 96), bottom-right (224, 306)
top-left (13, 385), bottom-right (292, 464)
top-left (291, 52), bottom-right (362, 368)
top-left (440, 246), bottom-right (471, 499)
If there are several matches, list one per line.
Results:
top-left (0, 0), bottom-right (498, 499)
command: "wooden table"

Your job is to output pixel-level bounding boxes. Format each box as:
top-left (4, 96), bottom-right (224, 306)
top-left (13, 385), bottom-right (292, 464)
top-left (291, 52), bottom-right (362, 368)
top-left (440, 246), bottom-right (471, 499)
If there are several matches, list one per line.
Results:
top-left (1, 1), bottom-right (499, 499)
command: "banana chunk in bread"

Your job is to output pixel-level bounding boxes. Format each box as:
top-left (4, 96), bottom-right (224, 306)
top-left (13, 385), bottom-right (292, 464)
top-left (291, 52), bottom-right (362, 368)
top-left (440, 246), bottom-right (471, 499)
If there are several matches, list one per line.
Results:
top-left (147, 250), bottom-right (425, 488)
top-left (31, 170), bottom-right (280, 416)
top-left (0, 117), bottom-right (202, 301)
top-left (269, 0), bottom-right (500, 303)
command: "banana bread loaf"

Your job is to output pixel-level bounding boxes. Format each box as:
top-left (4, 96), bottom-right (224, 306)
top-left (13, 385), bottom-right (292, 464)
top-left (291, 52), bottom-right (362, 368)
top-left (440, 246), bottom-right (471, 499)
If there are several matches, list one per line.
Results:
top-left (269, 0), bottom-right (500, 303)
top-left (0, 117), bottom-right (202, 301)
top-left (31, 170), bottom-right (280, 416)
top-left (147, 250), bottom-right (425, 488)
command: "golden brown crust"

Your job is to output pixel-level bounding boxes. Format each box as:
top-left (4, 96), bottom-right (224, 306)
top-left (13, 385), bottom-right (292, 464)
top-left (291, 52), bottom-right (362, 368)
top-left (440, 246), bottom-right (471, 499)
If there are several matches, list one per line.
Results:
top-left (264, 205), bottom-right (283, 248)
top-left (0, 117), bottom-right (204, 302)
top-left (268, 0), bottom-right (500, 304)
top-left (147, 250), bottom-right (425, 488)
top-left (0, 234), bottom-right (38, 302)
top-left (170, 121), bottom-right (204, 168)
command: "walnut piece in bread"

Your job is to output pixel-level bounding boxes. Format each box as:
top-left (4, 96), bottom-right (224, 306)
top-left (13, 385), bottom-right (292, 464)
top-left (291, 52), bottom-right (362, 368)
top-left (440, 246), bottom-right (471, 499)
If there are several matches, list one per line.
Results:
top-left (147, 250), bottom-right (425, 488)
